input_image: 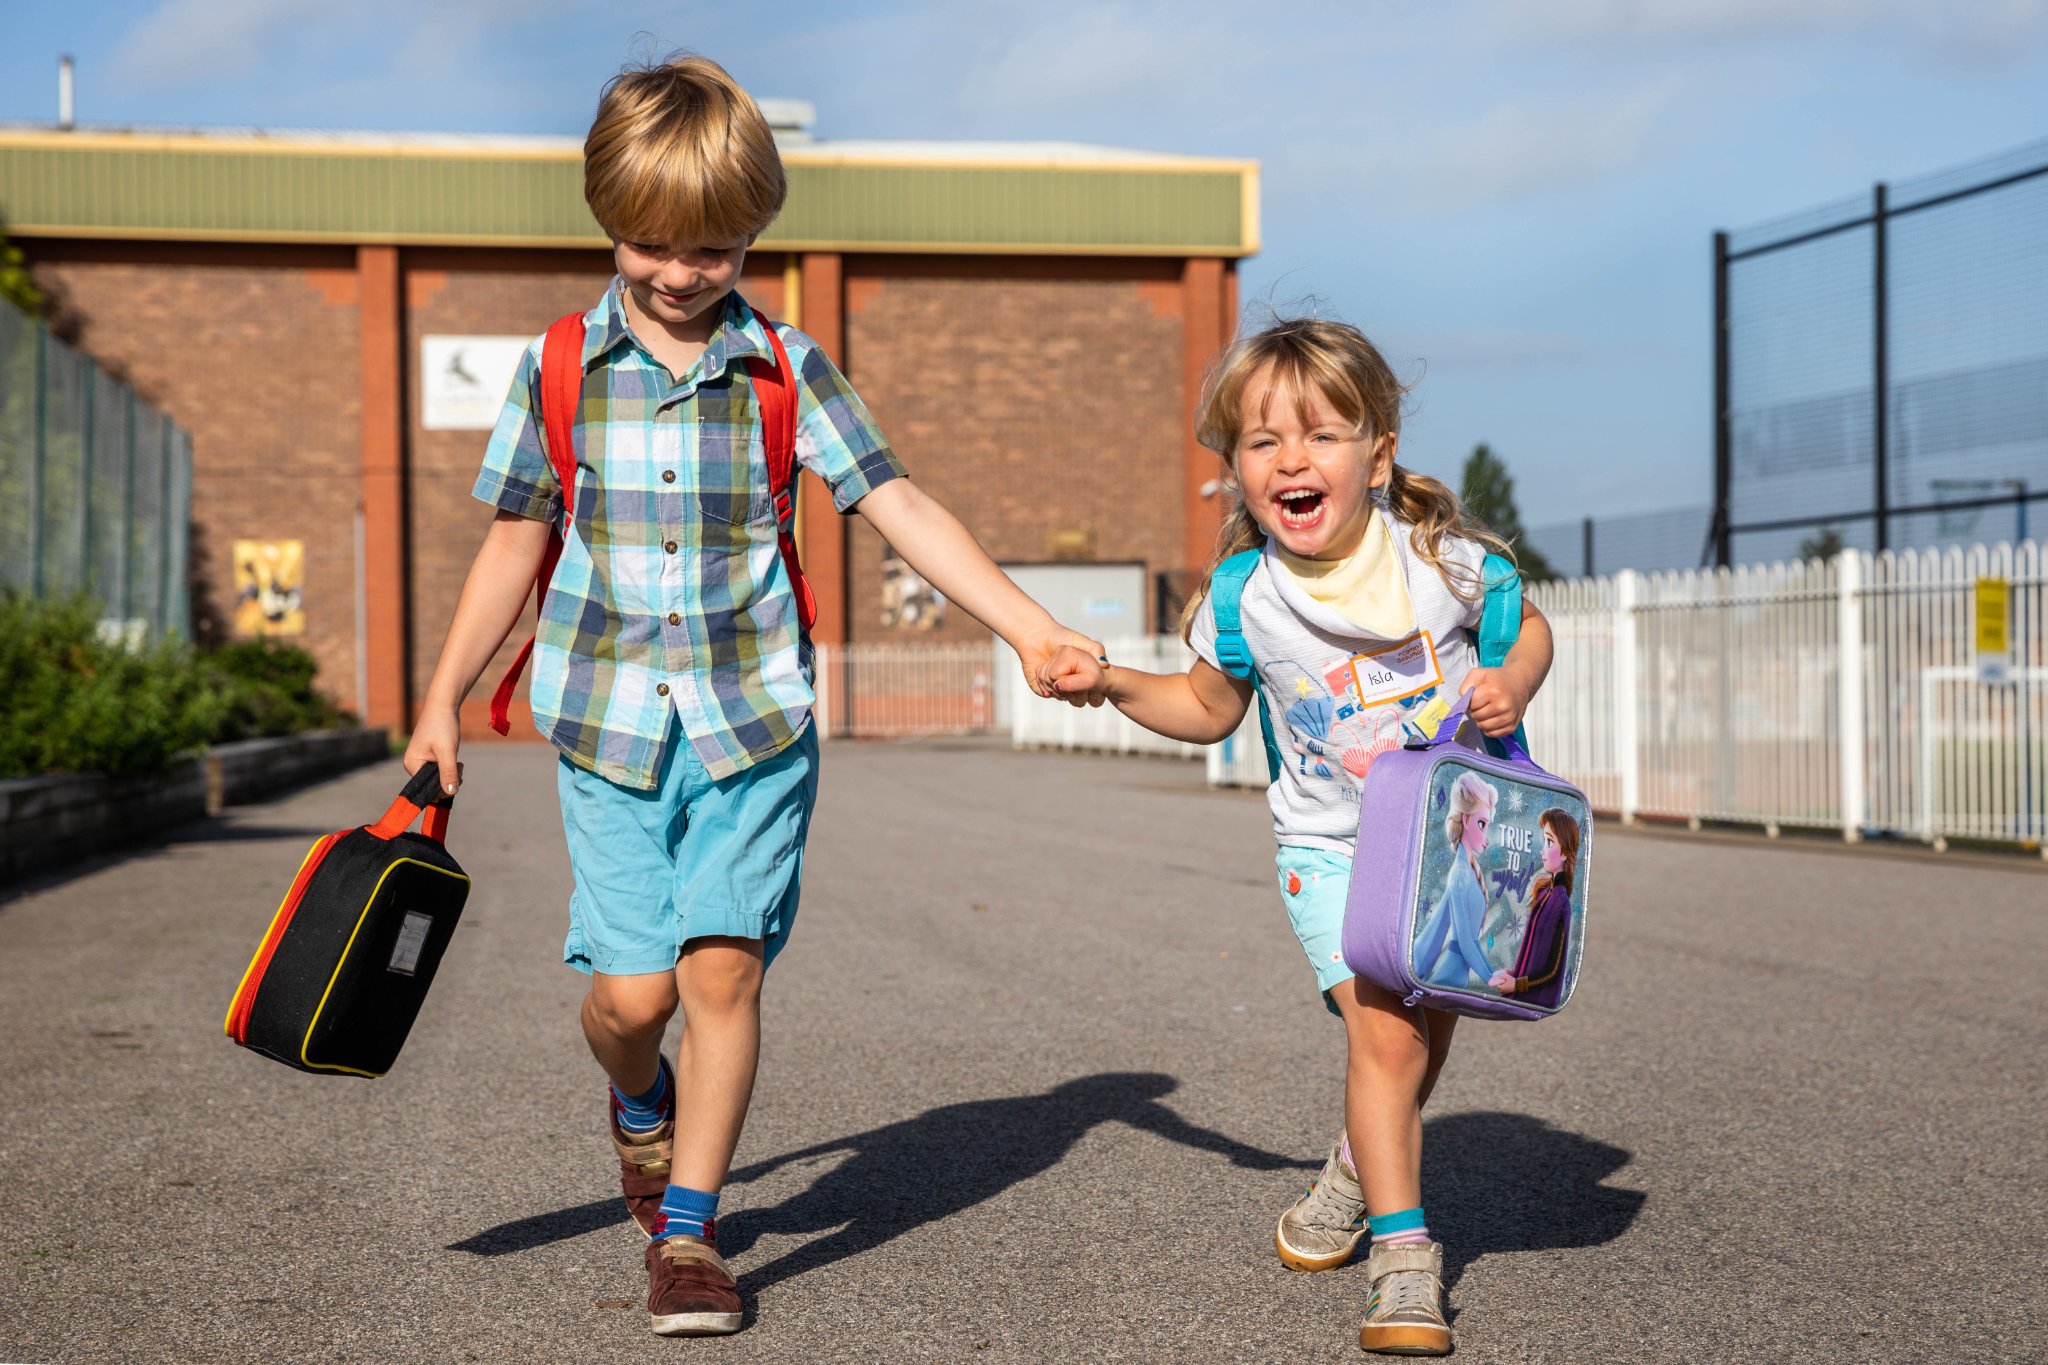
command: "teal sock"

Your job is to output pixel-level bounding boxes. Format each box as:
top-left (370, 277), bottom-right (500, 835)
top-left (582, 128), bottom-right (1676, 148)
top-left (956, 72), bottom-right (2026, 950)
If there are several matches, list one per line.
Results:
top-left (1368, 1206), bottom-right (1430, 1246)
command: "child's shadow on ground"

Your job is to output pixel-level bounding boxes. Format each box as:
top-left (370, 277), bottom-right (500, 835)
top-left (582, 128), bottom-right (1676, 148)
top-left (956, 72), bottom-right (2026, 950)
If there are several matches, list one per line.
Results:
top-left (718, 1072), bottom-right (1316, 1295)
top-left (448, 1072), bottom-right (1309, 1269)
top-left (1421, 1110), bottom-right (1646, 1289)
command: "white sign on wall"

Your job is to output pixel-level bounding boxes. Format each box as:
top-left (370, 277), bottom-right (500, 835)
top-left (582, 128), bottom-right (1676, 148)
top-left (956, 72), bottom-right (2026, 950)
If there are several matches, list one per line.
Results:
top-left (421, 336), bottom-right (531, 430)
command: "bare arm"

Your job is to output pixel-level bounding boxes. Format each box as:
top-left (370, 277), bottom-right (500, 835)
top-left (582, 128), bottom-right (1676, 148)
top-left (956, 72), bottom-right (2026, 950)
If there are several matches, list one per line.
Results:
top-left (1048, 650), bottom-right (1254, 745)
top-left (402, 511), bottom-right (552, 792)
top-left (855, 478), bottom-right (1102, 693)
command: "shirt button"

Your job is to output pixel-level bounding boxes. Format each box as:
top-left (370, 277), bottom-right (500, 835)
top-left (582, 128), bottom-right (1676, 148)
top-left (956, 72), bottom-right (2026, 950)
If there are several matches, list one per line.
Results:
top-left (661, 470), bottom-right (676, 483)
top-left (667, 612), bottom-right (681, 626)
top-left (656, 683), bottom-right (670, 697)
top-left (664, 540), bottom-right (678, 554)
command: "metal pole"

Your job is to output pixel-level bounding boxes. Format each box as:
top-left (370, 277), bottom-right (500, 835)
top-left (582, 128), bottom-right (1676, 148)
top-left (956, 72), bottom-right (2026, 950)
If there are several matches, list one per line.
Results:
top-left (116, 388), bottom-right (135, 624)
top-left (1713, 230), bottom-right (1733, 568)
top-left (79, 363), bottom-right (94, 600)
top-left (160, 423), bottom-right (175, 638)
top-left (30, 326), bottom-right (46, 596)
top-left (1582, 516), bottom-right (1594, 580)
top-left (1872, 182), bottom-right (1890, 555)
top-left (2017, 480), bottom-right (2029, 544)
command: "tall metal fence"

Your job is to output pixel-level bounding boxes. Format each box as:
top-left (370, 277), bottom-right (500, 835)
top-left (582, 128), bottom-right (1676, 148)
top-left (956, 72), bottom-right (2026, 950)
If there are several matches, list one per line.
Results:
top-left (0, 302), bottom-right (193, 638)
top-left (1713, 137), bottom-right (2048, 568)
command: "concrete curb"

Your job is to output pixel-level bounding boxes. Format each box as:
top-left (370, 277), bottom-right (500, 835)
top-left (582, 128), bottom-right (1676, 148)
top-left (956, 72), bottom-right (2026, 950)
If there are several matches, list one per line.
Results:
top-left (0, 727), bottom-right (391, 884)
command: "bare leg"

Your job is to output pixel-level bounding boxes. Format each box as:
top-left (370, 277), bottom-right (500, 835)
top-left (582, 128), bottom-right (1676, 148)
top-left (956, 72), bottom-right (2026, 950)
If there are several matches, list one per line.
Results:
top-left (1331, 975), bottom-right (1441, 1216)
top-left (583, 969), bottom-right (680, 1097)
top-left (1416, 1007), bottom-right (1459, 1110)
top-left (668, 936), bottom-right (766, 1193)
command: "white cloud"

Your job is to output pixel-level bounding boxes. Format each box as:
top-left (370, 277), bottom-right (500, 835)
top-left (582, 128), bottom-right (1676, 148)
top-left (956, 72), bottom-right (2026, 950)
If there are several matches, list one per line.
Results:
top-left (1489, 0), bottom-right (2048, 62)
top-left (1300, 76), bottom-right (1688, 213)
top-left (110, 0), bottom-right (327, 86)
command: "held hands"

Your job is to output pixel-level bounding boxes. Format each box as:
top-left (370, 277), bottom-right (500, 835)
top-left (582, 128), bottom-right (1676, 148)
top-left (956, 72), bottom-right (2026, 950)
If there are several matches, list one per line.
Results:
top-left (1042, 645), bottom-right (1111, 707)
top-left (1487, 969), bottom-right (1520, 994)
top-left (1016, 625), bottom-right (1107, 702)
top-left (1459, 667), bottom-right (1531, 738)
top-left (402, 704), bottom-right (465, 797)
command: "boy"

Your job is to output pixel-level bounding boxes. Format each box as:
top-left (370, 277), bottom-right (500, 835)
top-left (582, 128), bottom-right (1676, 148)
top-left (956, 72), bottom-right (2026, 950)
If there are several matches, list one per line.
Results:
top-left (405, 54), bottom-right (1100, 1337)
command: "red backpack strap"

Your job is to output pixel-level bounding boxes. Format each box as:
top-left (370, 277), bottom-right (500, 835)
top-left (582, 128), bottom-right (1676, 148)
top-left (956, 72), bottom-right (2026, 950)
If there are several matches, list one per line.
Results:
top-left (489, 312), bottom-right (587, 735)
top-left (743, 307), bottom-right (817, 632)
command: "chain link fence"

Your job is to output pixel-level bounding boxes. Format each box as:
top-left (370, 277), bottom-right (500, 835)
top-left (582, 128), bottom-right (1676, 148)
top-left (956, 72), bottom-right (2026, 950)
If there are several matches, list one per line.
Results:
top-left (1713, 137), bottom-right (2048, 567)
top-left (1, 303), bottom-right (192, 639)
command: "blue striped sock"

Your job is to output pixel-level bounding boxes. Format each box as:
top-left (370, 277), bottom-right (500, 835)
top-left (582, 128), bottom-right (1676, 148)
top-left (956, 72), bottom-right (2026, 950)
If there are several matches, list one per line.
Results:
top-left (652, 1184), bottom-right (720, 1244)
top-left (1368, 1206), bottom-right (1431, 1246)
top-left (611, 1059), bottom-right (672, 1135)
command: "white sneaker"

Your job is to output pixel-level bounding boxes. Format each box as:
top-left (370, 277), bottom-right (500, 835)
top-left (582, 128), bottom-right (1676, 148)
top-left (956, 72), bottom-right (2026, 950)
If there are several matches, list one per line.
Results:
top-left (1357, 1240), bottom-right (1452, 1356)
top-left (1274, 1141), bottom-right (1367, 1272)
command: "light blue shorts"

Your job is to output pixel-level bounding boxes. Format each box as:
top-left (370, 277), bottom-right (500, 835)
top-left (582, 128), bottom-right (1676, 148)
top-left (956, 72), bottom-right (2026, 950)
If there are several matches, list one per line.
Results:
top-left (1277, 846), bottom-right (1357, 1004)
top-left (556, 725), bottom-right (819, 977)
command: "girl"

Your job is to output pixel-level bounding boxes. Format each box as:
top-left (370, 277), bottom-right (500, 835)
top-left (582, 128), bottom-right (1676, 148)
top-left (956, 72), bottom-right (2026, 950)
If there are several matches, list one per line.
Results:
top-left (1048, 317), bottom-right (1554, 1356)
top-left (1414, 772), bottom-right (1499, 990)
top-left (1490, 809), bottom-right (1577, 1008)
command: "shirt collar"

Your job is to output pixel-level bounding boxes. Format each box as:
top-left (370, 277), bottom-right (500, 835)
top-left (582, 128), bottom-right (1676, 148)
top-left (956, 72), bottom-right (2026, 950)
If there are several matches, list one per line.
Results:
top-left (585, 281), bottom-right (769, 378)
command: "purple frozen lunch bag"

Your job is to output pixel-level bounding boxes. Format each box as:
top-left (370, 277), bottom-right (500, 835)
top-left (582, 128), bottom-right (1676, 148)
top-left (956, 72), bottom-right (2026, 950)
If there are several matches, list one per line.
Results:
top-left (1342, 695), bottom-right (1591, 1021)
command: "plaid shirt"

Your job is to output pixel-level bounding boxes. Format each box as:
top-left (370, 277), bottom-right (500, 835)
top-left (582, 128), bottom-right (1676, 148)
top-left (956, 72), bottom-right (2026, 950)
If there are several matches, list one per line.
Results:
top-left (473, 284), bottom-right (905, 788)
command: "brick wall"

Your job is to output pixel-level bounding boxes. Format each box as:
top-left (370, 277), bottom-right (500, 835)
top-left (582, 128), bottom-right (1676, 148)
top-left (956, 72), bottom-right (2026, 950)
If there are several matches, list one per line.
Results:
top-left (27, 241), bottom-right (365, 705)
top-left (24, 238), bottom-right (1193, 716)
top-left (840, 255), bottom-right (1186, 644)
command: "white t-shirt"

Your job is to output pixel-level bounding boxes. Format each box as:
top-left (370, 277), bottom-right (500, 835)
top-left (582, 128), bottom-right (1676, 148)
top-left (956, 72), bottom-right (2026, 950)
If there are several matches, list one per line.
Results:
top-left (1189, 516), bottom-right (1488, 854)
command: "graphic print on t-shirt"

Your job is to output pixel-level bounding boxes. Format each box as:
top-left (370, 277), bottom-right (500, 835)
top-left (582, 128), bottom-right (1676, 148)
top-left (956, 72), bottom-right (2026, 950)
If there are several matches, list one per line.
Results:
top-left (1273, 634), bottom-right (1450, 793)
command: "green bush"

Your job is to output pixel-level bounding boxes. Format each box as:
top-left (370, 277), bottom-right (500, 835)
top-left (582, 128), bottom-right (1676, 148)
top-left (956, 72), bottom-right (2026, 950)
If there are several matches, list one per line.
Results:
top-left (0, 593), bottom-right (353, 780)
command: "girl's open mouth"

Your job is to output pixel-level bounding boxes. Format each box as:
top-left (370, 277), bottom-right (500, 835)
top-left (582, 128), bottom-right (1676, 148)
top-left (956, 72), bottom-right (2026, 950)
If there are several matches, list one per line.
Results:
top-left (1276, 489), bottom-right (1326, 529)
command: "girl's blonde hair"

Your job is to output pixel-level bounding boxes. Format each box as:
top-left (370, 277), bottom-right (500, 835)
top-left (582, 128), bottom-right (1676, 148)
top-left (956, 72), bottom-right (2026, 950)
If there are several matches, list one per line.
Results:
top-left (1445, 772), bottom-right (1499, 847)
top-left (584, 54), bottom-right (786, 248)
top-left (1180, 316), bottom-right (1511, 639)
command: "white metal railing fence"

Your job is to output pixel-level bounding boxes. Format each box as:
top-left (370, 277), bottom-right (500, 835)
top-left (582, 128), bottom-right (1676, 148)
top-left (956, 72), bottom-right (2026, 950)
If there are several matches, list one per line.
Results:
top-left (812, 642), bottom-right (995, 740)
top-left (1008, 635), bottom-right (1212, 759)
top-left (813, 540), bottom-right (2045, 848)
top-left (1206, 542), bottom-right (2044, 848)
top-left (1520, 542), bottom-right (2045, 846)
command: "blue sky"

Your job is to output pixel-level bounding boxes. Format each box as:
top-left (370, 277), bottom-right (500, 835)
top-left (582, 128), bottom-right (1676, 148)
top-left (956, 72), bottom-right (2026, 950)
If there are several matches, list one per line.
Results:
top-left (5, 0), bottom-right (2046, 529)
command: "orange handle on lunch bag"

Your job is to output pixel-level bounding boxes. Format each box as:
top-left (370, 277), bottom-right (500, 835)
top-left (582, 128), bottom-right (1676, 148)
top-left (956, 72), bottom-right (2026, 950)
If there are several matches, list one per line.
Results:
top-left (372, 764), bottom-right (454, 845)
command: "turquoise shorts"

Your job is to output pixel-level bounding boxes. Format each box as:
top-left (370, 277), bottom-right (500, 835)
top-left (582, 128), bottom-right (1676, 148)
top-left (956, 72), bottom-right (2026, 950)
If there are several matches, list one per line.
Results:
top-left (555, 725), bottom-right (819, 977)
top-left (1277, 846), bottom-right (1357, 1005)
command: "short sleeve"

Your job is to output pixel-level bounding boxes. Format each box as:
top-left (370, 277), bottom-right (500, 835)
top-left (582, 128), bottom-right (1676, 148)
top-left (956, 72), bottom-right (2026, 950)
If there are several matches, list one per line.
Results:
top-left (786, 332), bottom-right (908, 511)
top-left (1446, 536), bottom-right (1489, 630)
top-left (470, 341), bottom-right (561, 523)
top-left (1186, 582), bottom-right (1223, 671)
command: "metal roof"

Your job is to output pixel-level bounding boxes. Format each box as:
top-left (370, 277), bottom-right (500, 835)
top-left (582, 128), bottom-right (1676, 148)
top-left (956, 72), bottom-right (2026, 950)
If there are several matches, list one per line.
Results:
top-left (0, 124), bottom-right (1257, 258)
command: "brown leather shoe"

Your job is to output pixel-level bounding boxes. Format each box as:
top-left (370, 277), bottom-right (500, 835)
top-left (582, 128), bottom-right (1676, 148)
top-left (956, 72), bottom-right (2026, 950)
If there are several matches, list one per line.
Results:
top-left (646, 1231), bottom-right (742, 1336)
top-left (609, 1059), bottom-right (673, 1238)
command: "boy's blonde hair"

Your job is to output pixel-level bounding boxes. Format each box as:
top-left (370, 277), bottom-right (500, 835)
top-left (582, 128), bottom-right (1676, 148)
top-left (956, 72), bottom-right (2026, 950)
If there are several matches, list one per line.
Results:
top-left (1180, 317), bottom-right (1512, 639)
top-left (584, 54), bottom-right (786, 248)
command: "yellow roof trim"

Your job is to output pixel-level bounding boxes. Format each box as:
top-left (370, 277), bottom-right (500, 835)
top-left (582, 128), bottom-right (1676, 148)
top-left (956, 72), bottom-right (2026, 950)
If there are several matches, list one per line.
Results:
top-left (10, 222), bottom-right (1252, 257)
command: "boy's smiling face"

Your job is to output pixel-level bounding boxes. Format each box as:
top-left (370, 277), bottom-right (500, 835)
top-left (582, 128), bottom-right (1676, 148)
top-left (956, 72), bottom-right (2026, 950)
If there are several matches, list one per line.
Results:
top-left (613, 237), bottom-right (751, 340)
top-left (1232, 364), bottom-right (1393, 561)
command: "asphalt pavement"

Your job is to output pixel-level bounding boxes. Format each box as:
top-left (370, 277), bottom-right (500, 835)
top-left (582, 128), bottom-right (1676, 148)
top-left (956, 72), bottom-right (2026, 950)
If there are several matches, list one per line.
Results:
top-left (2, 737), bottom-right (2044, 1364)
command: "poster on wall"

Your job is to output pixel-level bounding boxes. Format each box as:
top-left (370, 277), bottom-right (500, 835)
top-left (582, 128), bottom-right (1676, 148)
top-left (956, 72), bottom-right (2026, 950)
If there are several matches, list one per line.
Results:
top-left (421, 336), bottom-right (531, 430)
top-left (879, 544), bottom-right (945, 629)
top-left (233, 539), bottom-right (305, 637)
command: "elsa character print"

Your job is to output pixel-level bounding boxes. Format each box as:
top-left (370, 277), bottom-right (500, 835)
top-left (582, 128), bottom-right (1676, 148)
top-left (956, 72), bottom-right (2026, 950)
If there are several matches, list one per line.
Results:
top-left (1411, 772), bottom-right (1499, 988)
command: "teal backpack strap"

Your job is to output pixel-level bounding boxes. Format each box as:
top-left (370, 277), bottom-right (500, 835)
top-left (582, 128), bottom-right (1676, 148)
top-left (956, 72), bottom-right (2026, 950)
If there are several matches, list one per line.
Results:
top-left (1478, 553), bottom-right (1530, 754)
top-left (1207, 549), bottom-right (1281, 782)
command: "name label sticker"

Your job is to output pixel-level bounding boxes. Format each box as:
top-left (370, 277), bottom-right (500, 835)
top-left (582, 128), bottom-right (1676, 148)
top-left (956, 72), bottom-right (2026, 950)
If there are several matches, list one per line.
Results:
top-left (1347, 632), bottom-right (1443, 708)
top-left (388, 910), bottom-right (433, 977)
